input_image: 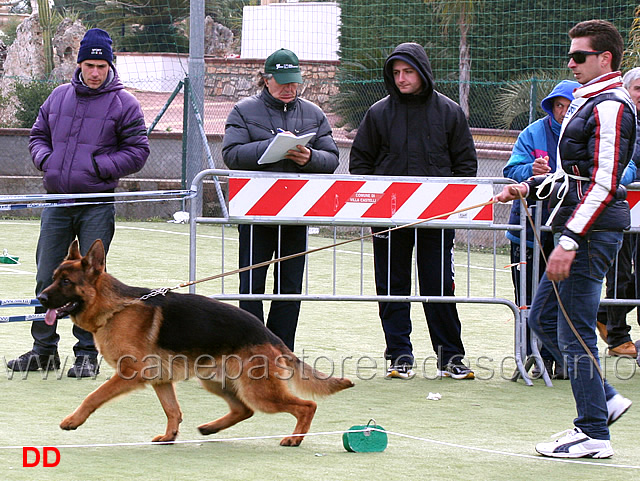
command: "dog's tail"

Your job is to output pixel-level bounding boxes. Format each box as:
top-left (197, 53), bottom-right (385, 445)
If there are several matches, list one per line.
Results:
top-left (281, 351), bottom-right (354, 397)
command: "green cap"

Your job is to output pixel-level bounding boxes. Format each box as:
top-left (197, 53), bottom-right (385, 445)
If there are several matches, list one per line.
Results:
top-left (264, 48), bottom-right (303, 84)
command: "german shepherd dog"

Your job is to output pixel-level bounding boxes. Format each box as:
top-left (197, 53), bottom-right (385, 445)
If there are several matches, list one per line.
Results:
top-left (38, 239), bottom-right (353, 446)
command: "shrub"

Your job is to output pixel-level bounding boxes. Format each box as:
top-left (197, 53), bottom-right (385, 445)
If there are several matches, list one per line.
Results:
top-left (13, 79), bottom-right (61, 128)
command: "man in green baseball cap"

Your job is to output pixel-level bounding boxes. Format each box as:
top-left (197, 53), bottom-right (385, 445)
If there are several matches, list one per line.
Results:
top-left (264, 48), bottom-right (303, 84)
top-left (222, 47), bottom-right (338, 351)
top-left (259, 48), bottom-right (303, 105)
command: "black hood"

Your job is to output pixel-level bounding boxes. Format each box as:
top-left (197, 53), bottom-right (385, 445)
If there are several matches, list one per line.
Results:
top-left (383, 42), bottom-right (434, 101)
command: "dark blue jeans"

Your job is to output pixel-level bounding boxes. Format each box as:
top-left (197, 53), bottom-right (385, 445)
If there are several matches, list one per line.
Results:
top-left (32, 204), bottom-right (115, 358)
top-left (528, 231), bottom-right (622, 440)
top-left (372, 227), bottom-right (465, 369)
top-left (238, 224), bottom-right (307, 351)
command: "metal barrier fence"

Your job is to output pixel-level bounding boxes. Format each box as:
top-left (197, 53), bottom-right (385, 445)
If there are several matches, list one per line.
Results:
top-left (0, 189), bottom-right (193, 323)
top-left (186, 169), bottom-right (540, 383)
top-left (528, 185), bottom-right (640, 312)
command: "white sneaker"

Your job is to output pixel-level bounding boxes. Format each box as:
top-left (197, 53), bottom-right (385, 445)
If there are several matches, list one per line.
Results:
top-left (607, 394), bottom-right (632, 426)
top-left (535, 428), bottom-right (613, 458)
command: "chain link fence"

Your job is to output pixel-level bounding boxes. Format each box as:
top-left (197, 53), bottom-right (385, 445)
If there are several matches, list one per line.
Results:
top-left (0, 0), bottom-right (639, 230)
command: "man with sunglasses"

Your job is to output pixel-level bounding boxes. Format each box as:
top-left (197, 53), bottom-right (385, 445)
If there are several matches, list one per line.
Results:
top-left (496, 19), bottom-right (634, 458)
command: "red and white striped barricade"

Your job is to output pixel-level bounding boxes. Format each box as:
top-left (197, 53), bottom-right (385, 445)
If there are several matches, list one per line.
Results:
top-left (628, 189), bottom-right (640, 227)
top-left (227, 172), bottom-right (494, 226)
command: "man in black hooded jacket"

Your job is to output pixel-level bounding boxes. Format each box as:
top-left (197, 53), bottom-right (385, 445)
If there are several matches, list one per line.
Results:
top-left (350, 42), bottom-right (477, 380)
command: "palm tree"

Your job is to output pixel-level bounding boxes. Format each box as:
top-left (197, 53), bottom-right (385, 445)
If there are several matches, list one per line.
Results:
top-left (493, 72), bottom-right (570, 130)
top-left (95, 0), bottom-right (190, 53)
top-left (622, 5), bottom-right (640, 70)
top-left (424, 0), bottom-right (483, 118)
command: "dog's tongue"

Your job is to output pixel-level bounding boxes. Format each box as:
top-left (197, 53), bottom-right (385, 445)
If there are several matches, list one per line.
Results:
top-left (44, 308), bottom-right (57, 326)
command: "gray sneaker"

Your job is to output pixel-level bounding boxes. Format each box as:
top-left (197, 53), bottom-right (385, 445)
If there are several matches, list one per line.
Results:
top-left (436, 361), bottom-right (475, 380)
top-left (607, 394), bottom-right (632, 426)
top-left (385, 363), bottom-right (415, 380)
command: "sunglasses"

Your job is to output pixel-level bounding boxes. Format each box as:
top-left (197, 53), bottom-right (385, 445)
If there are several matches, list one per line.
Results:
top-left (568, 50), bottom-right (605, 64)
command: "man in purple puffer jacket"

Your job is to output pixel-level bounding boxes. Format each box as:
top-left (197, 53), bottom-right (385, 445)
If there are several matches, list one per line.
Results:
top-left (7, 28), bottom-right (149, 378)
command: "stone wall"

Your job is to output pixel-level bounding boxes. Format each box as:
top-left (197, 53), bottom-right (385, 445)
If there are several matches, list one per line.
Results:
top-left (204, 57), bottom-right (339, 111)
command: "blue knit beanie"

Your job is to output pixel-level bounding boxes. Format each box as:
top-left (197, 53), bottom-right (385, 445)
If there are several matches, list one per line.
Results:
top-left (77, 28), bottom-right (113, 65)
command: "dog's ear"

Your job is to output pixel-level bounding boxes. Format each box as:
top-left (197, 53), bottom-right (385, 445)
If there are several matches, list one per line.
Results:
top-left (82, 239), bottom-right (106, 274)
top-left (66, 239), bottom-right (81, 260)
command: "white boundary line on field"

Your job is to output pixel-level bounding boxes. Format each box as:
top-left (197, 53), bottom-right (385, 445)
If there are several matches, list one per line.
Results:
top-left (0, 266), bottom-right (33, 275)
top-left (0, 222), bottom-right (40, 227)
top-left (0, 428), bottom-right (639, 469)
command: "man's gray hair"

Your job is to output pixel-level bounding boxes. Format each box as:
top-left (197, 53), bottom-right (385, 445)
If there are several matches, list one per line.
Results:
top-left (623, 67), bottom-right (640, 90)
top-left (258, 72), bottom-right (273, 88)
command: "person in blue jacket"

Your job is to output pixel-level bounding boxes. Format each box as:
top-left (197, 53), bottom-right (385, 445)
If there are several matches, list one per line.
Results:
top-left (503, 79), bottom-right (580, 379)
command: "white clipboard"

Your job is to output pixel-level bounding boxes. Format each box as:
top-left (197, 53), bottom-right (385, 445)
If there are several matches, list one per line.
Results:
top-left (258, 131), bottom-right (316, 165)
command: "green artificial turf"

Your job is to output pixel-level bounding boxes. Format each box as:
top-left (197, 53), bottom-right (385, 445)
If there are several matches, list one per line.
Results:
top-left (1, 220), bottom-right (639, 480)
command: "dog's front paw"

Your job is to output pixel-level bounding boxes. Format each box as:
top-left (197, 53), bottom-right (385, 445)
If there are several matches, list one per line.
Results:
top-left (60, 414), bottom-right (83, 431)
top-left (280, 436), bottom-right (303, 447)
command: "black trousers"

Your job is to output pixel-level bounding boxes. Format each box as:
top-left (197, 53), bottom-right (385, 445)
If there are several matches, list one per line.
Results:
top-left (372, 227), bottom-right (465, 369)
top-left (238, 224), bottom-right (307, 351)
top-left (596, 232), bottom-right (636, 348)
top-left (509, 235), bottom-right (554, 361)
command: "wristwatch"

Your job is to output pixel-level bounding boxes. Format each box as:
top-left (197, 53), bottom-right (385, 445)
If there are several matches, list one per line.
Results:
top-left (558, 236), bottom-right (579, 252)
